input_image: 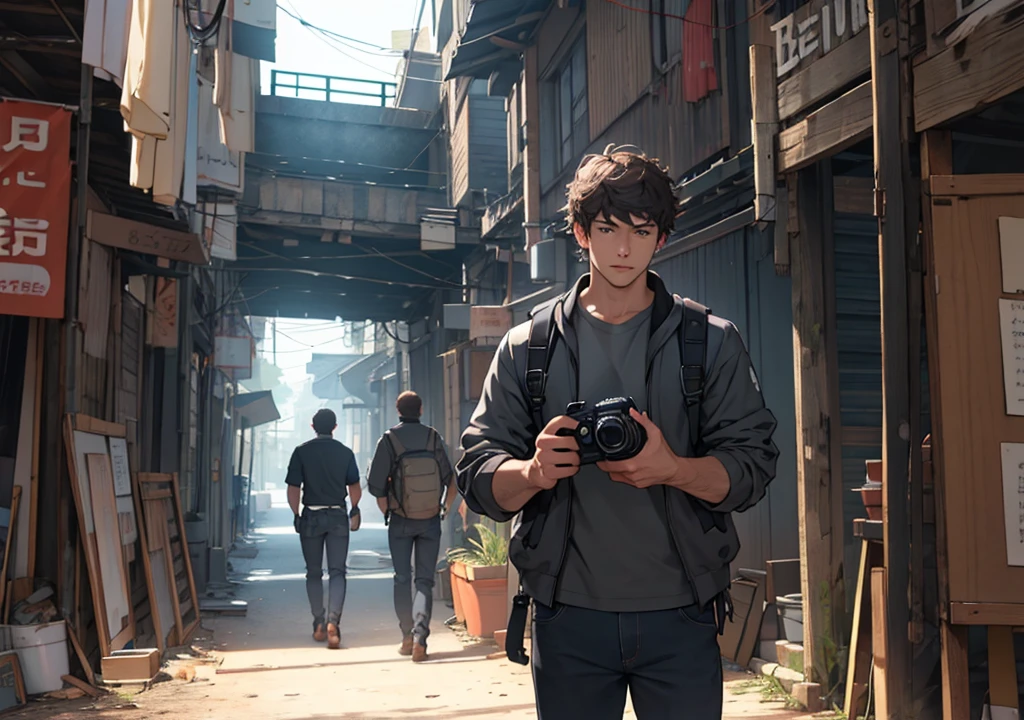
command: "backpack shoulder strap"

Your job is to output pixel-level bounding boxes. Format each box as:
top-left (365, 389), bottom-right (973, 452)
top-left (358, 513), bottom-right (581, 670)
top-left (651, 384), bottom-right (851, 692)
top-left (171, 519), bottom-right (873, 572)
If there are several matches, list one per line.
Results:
top-left (524, 296), bottom-right (562, 432)
top-left (384, 429), bottom-right (408, 458)
top-left (679, 298), bottom-right (710, 451)
top-left (679, 298), bottom-right (728, 535)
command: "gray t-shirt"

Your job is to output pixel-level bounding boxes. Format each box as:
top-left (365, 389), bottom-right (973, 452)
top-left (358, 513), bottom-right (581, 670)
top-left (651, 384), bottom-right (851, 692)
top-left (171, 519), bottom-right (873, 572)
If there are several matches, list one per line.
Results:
top-left (555, 304), bottom-right (694, 612)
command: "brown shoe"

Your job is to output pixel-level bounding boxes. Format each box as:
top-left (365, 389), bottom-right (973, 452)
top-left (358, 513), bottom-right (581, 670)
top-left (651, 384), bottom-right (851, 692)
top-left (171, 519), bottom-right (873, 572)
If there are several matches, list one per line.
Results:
top-left (313, 623), bottom-right (327, 643)
top-left (327, 623), bottom-right (341, 650)
top-left (399, 635), bottom-right (414, 656)
top-left (412, 642), bottom-right (427, 663)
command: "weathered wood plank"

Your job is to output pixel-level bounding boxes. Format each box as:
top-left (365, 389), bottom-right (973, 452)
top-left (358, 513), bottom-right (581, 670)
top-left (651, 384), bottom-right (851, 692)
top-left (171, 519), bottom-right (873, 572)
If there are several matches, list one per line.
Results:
top-left (276, 178), bottom-right (304, 214)
top-left (872, 0), bottom-right (914, 715)
top-left (833, 176), bottom-right (873, 214)
top-left (751, 44), bottom-right (778, 222)
top-left (914, 6), bottom-right (1024, 131)
top-left (777, 29), bottom-right (871, 122)
top-left (778, 81), bottom-right (873, 172)
top-left (300, 180), bottom-right (323, 216)
top-left (792, 163), bottom-right (844, 687)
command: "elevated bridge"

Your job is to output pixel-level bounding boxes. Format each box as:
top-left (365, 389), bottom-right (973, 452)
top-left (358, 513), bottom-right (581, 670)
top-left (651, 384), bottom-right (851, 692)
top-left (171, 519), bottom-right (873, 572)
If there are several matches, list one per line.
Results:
top-left (231, 72), bottom-right (474, 322)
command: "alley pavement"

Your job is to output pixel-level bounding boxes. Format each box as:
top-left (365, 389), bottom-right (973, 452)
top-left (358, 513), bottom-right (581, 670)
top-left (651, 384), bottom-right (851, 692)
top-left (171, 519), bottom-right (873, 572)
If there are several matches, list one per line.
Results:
top-left (19, 494), bottom-right (822, 720)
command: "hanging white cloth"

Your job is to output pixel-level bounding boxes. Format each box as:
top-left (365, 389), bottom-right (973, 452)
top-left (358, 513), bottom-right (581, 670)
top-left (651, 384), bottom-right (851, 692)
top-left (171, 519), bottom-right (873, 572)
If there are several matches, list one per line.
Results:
top-left (83, 0), bottom-right (132, 87)
top-left (214, 10), bottom-right (256, 155)
top-left (152, 14), bottom-right (193, 207)
top-left (121, 0), bottom-right (175, 138)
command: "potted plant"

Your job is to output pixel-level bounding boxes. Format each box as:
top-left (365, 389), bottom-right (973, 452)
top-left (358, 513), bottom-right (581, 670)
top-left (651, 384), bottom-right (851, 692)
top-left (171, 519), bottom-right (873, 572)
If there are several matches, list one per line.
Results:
top-left (446, 523), bottom-right (509, 638)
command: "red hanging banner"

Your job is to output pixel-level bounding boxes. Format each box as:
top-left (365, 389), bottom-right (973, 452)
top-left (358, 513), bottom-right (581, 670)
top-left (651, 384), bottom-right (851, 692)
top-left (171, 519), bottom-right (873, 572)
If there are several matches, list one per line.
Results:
top-left (0, 99), bottom-right (73, 319)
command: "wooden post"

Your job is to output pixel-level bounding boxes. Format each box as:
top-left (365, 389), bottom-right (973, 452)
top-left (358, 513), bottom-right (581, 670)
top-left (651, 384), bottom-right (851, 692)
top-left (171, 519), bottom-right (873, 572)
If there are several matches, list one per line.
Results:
top-left (870, 0), bottom-right (914, 715)
top-left (791, 164), bottom-right (844, 689)
top-left (750, 44), bottom-right (778, 224)
top-left (919, 128), bottom-right (969, 720)
top-left (522, 46), bottom-right (542, 253)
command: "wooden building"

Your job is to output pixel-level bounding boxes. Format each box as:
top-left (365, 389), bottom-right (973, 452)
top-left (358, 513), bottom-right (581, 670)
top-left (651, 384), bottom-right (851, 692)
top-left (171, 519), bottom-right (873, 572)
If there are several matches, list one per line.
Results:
top-left (444, 0), bottom-right (1024, 716)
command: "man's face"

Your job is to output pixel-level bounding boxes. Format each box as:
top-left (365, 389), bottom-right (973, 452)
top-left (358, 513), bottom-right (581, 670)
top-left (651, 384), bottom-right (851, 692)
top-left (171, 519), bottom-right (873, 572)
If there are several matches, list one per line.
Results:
top-left (574, 214), bottom-right (665, 288)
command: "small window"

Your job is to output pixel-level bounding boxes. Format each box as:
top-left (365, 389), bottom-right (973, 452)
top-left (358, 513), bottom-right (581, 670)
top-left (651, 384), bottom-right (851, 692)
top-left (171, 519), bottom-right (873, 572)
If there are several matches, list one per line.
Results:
top-left (555, 36), bottom-right (589, 172)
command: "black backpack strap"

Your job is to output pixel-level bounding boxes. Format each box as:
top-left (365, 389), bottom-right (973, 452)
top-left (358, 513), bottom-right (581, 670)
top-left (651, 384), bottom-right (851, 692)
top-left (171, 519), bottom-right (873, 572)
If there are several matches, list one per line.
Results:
top-left (678, 298), bottom-right (727, 535)
top-left (679, 298), bottom-right (710, 451)
top-left (524, 296), bottom-right (561, 433)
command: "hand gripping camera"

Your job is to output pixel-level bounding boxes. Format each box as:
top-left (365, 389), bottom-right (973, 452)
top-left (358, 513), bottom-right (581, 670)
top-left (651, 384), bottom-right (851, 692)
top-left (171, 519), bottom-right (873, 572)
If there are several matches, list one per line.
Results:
top-left (560, 397), bottom-right (648, 465)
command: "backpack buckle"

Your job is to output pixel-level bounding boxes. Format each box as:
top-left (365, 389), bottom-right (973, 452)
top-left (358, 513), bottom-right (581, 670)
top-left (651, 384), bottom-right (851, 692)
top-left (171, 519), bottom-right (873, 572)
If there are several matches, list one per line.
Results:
top-left (525, 368), bottom-right (546, 407)
top-left (680, 365), bottom-right (703, 403)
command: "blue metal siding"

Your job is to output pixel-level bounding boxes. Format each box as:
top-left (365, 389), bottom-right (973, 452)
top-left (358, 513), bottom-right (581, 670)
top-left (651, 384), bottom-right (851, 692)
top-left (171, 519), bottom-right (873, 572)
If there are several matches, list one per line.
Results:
top-left (468, 95), bottom-right (509, 198)
top-left (833, 212), bottom-right (882, 598)
top-left (654, 226), bottom-right (799, 569)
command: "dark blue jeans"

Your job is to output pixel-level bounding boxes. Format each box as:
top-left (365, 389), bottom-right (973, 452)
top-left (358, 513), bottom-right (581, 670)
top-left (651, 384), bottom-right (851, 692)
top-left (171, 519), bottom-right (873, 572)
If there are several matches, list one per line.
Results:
top-left (298, 508), bottom-right (350, 627)
top-left (388, 514), bottom-right (442, 643)
top-left (532, 602), bottom-right (723, 720)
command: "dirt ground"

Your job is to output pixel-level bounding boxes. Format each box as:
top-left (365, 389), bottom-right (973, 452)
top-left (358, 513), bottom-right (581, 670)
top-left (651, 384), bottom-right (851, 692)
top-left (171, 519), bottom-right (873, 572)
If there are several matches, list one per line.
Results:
top-left (10, 501), bottom-right (829, 720)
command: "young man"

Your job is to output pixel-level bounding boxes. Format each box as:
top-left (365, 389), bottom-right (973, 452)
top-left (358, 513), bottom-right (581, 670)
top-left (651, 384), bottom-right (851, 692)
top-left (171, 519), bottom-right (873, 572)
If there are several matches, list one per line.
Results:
top-left (287, 408), bottom-right (362, 650)
top-left (368, 391), bottom-right (456, 663)
top-left (457, 148), bottom-right (779, 719)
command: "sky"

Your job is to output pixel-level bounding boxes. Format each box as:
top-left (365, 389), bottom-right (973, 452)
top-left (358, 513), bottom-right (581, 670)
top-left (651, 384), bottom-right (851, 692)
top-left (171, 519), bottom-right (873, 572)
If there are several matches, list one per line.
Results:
top-left (252, 1), bottom-right (430, 396)
top-left (260, 0), bottom-right (433, 100)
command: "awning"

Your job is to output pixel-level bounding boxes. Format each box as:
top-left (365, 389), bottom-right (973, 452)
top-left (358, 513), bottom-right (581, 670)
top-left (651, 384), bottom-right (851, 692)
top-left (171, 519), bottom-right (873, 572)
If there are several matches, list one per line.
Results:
top-left (444, 0), bottom-right (551, 81)
top-left (338, 351), bottom-right (388, 406)
top-left (234, 390), bottom-right (281, 427)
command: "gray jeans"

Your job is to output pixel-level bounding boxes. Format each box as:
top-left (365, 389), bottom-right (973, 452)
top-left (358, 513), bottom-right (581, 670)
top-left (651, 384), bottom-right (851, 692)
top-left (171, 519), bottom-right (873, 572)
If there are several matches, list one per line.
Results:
top-left (388, 513), bottom-right (441, 642)
top-left (298, 508), bottom-right (350, 626)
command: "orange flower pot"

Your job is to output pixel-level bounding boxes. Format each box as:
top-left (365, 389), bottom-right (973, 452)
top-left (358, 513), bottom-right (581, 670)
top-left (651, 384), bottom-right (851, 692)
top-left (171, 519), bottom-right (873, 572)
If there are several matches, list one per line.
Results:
top-left (460, 575), bottom-right (508, 639)
top-left (449, 563), bottom-right (468, 623)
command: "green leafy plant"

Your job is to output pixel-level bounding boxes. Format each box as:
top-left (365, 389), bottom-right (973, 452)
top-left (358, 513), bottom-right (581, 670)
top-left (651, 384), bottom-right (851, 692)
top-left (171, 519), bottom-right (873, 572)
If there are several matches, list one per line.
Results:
top-left (446, 523), bottom-right (508, 567)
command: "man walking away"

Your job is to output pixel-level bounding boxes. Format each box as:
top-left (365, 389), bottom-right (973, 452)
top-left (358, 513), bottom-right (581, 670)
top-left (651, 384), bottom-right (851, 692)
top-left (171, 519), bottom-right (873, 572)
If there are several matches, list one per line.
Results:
top-left (287, 408), bottom-right (362, 650)
top-left (368, 391), bottom-right (456, 663)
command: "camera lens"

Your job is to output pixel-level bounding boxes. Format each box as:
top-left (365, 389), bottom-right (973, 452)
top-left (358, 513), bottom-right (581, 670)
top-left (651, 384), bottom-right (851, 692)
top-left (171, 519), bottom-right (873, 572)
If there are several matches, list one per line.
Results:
top-left (595, 417), bottom-right (626, 452)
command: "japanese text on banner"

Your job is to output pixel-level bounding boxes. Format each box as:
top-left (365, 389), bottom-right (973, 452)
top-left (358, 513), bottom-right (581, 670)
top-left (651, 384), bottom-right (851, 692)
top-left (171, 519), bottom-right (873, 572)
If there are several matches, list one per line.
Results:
top-left (0, 100), bottom-right (73, 318)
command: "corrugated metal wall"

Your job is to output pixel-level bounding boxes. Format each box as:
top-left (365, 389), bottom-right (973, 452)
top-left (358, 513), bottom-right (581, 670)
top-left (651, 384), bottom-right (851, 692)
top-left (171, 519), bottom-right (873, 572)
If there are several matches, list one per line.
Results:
top-left (450, 99), bottom-right (471, 206)
top-left (468, 93), bottom-right (509, 200)
top-left (587, 0), bottom-right (653, 140)
top-left (653, 226), bottom-right (799, 570)
top-left (833, 212), bottom-right (882, 592)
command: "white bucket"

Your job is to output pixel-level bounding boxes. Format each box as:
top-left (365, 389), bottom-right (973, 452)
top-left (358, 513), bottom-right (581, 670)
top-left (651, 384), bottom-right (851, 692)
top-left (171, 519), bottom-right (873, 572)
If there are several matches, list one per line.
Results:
top-left (6, 621), bottom-right (70, 695)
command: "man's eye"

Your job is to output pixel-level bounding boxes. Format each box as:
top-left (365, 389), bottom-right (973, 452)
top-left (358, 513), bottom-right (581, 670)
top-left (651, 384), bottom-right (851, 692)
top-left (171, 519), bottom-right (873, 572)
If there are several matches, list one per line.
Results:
top-left (599, 227), bottom-right (613, 234)
top-left (635, 229), bottom-right (650, 237)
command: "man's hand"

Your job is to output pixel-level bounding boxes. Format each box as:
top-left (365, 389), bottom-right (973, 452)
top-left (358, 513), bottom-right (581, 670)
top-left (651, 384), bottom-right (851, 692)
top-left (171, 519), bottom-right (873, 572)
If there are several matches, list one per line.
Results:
top-left (526, 416), bottom-right (581, 490)
top-left (349, 506), bottom-right (361, 532)
top-left (293, 514), bottom-right (303, 534)
top-left (598, 409), bottom-right (691, 489)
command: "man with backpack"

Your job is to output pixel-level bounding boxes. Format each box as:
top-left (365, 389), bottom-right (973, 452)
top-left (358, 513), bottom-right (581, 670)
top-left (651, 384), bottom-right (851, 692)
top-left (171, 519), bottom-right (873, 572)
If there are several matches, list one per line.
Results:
top-left (456, 147), bottom-right (779, 719)
top-left (368, 391), bottom-right (456, 663)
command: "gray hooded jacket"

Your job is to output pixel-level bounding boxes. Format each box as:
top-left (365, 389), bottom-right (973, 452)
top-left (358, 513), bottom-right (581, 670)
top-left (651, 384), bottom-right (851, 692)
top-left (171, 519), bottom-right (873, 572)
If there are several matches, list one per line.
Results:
top-left (456, 272), bottom-right (779, 609)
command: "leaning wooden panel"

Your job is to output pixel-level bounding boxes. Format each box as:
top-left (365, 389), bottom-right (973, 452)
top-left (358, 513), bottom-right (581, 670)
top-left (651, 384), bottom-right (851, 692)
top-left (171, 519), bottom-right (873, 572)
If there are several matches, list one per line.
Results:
top-left (927, 176), bottom-right (1024, 613)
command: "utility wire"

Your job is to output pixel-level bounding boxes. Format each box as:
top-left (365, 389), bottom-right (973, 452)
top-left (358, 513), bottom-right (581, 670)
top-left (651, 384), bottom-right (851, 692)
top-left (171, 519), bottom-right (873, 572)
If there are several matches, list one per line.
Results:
top-left (604, 0), bottom-right (776, 30)
top-left (184, 0), bottom-right (228, 42)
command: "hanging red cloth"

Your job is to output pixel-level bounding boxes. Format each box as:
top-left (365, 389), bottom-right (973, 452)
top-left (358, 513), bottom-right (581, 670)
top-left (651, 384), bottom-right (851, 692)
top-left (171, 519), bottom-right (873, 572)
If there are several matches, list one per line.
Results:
top-left (683, 0), bottom-right (719, 103)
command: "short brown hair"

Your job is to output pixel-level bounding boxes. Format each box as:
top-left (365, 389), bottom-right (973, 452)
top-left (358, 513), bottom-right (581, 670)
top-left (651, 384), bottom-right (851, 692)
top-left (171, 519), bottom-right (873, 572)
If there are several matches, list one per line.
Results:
top-left (396, 391), bottom-right (422, 418)
top-left (563, 145), bottom-right (679, 238)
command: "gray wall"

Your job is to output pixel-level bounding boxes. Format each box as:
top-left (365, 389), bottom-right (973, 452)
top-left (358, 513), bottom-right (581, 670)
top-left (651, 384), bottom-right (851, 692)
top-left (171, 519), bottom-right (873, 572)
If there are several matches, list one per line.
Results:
top-left (652, 226), bottom-right (800, 570)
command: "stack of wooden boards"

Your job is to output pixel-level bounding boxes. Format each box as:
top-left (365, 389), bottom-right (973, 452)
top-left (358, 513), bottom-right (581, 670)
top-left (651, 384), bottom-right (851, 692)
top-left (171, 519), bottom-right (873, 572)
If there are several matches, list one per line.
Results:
top-left (62, 414), bottom-right (200, 676)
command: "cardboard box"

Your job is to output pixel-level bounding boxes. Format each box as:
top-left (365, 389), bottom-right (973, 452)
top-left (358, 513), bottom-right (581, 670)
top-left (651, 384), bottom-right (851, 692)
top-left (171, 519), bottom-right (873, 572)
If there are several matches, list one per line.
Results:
top-left (100, 649), bottom-right (160, 683)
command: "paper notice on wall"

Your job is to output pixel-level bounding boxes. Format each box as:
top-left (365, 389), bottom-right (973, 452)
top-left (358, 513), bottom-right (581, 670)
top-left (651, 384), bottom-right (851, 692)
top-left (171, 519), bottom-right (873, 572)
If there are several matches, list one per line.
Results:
top-left (998, 299), bottom-right (1024, 416)
top-left (999, 217), bottom-right (1024, 294)
top-left (998, 443), bottom-right (1024, 567)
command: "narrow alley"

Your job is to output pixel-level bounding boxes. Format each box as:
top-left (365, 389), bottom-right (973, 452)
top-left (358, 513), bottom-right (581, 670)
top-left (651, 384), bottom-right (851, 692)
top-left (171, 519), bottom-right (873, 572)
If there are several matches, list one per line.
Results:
top-left (10, 494), bottom-right (816, 720)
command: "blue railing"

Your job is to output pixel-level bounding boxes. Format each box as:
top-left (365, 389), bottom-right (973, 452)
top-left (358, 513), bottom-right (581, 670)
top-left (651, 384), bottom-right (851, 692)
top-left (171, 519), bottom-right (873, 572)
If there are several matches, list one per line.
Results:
top-left (269, 70), bottom-right (397, 107)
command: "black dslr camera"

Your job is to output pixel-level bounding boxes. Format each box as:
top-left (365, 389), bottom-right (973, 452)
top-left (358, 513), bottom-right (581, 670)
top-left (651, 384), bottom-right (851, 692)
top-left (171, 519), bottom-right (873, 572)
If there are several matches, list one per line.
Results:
top-left (561, 397), bottom-right (647, 465)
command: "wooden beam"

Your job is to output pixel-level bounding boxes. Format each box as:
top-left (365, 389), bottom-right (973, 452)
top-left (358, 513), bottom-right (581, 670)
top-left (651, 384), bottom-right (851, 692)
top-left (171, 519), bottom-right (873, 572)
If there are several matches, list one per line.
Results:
top-left (778, 81), bottom-right (874, 172)
top-left (522, 45), bottom-right (542, 252)
top-left (791, 163), bottom-right (844, 688)
top-left (914, 5), bottom-right (1024, 132)
top-left (778, 29), bottom-right (871, 122)
top-left (750, 44), bottom-right (778, 223)
top-left (950, 602), bottom-right (1024, 626)
top-left (871, 567), bottom-right (890, 719)
top-left (939, 622), bottom-right (970, 720)
top-left (987, 626), bottom-right (1020, 712)
top-left (678, 147), bottom-right (754, 205)
top-left (871, 0), bottom-right (914, 715)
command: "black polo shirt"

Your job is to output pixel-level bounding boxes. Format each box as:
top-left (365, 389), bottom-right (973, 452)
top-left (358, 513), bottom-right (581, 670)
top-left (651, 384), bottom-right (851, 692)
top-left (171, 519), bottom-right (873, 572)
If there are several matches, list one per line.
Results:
top-left (285, 435), bottom-right (360, 507)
